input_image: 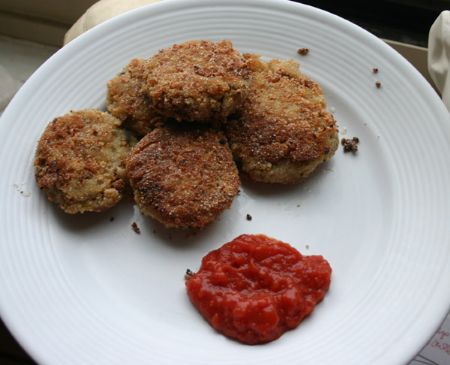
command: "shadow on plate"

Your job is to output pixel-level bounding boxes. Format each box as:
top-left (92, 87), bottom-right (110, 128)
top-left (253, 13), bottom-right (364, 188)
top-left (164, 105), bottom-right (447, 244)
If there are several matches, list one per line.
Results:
top-left (139, 213), bottom-right (222, 250)
top-left (52, 197), bottom-right (134, 231)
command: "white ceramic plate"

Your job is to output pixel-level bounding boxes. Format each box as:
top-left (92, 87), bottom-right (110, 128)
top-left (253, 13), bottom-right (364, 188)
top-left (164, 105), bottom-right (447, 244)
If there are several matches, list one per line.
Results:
top-left (1, 1), bottom-right (450, 364)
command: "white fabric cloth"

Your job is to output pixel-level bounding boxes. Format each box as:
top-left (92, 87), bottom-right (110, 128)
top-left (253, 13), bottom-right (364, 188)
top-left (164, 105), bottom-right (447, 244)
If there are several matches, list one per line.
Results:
top-left (64, 0), bottom-right (161, 45)
top-left (428, 10), bottom-right (450, 110)
top-left (0, 65), bottom-right (21, 113)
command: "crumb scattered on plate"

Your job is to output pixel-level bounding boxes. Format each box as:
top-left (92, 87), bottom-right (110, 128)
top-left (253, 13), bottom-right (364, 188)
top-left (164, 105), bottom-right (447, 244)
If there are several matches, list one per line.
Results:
top-left (131, 222), bottom-right (141, 234)
top-left (341, 137), bottom-right (359, 153)
top-left (185, 269), bottom-right (195, 280)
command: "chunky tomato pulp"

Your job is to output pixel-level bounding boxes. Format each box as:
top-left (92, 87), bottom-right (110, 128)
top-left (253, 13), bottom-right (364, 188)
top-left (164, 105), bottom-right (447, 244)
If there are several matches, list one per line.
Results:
top-left (185, 234), bottom-right (331, 344)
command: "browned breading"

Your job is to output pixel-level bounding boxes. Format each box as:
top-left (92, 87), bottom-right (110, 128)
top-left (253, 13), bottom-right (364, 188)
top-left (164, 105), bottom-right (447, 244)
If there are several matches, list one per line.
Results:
top-left (225, 58), bottom-right (339, 184)
top-left (143, 40), bottom-right (251, 123)
top-left (34, 110), bottom-right (130, 213)
top-left (126, 124), bottom-right (240, 229)
top-left (107, 58), bottom-right (163, 137)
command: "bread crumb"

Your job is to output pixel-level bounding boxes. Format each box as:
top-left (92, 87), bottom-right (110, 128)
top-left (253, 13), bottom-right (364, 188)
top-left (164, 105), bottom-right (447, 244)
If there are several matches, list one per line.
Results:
top-left (246, 214), bottom-right (252, 221)
top-left (185, 269), bottom-right (195, 280)
top-left (14, 183), bottom-right (31, 197)
top-left (341, 137), bottom-right (359, 153)
top-left (131, 222), bottom-right (141, 234)
top-left (297, 48), bottom-right (309, 56)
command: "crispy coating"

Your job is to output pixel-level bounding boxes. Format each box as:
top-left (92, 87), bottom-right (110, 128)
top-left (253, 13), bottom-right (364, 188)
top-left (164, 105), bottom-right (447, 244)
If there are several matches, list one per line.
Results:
top-left (126, 124), bottom-right (240, 229)
top-left (225, 58), bottom-right (339, 184)
top-left (35, 110), bottom-right (130, 213)
top-left (107, 58), bottom-right (163, 137)
top-left (143, 40), bottom-right (251, 123)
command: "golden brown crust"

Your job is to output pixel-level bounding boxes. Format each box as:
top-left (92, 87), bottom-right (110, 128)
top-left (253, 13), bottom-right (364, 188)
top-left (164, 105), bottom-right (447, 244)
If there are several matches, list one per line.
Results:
top-left (225, 58), bottom-right (338, 184)
top-left (126, 124), bottom-right (240, 229)
top-left (107, 58), bottom-right (163, 137)
top-left (143, 40), bottom-right (251, 123)
top-left (34, 110), bottom-right (130, 213)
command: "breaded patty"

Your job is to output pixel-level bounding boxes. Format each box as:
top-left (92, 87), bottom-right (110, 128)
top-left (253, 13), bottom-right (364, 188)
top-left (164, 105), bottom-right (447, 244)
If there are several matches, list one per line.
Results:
top-left (35, 110), bottom-right (130, 213)
top-left (107, 58), bottom-right (163, 137)
top-left (225, 58), bottom-right (338, 184)
top-left (143, 40), bottom-right (250, 123)
top-left (126, 124), bottom-right (240, 229)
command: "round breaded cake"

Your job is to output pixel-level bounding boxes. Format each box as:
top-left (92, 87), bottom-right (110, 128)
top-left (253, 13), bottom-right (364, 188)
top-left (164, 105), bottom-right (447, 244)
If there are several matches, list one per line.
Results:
top-left (225, 58), bottom-right (339, 184)
top-left (143, 40), bottom-right (251, 123)
top-left (107, 58), bottom-right (163, 137)
top-left (35, 110), bottom-right (130, 213)
top-left (126, 124), bottom-right (240, 229)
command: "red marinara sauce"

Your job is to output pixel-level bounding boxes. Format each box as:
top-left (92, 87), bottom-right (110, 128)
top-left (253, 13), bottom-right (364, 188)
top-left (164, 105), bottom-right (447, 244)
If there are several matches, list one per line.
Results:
top-left (185, 234), bottom-right (332, 345)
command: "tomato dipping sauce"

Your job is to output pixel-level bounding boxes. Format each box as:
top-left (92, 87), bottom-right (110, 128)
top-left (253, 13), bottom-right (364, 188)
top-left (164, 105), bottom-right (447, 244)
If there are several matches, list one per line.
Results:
top-left (185, 234), bottom-right (332, 345)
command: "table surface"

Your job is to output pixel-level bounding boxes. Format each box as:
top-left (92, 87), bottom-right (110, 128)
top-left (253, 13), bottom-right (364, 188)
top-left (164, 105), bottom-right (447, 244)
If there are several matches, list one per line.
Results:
top-left (0, 319), bottom-right (36, 365)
